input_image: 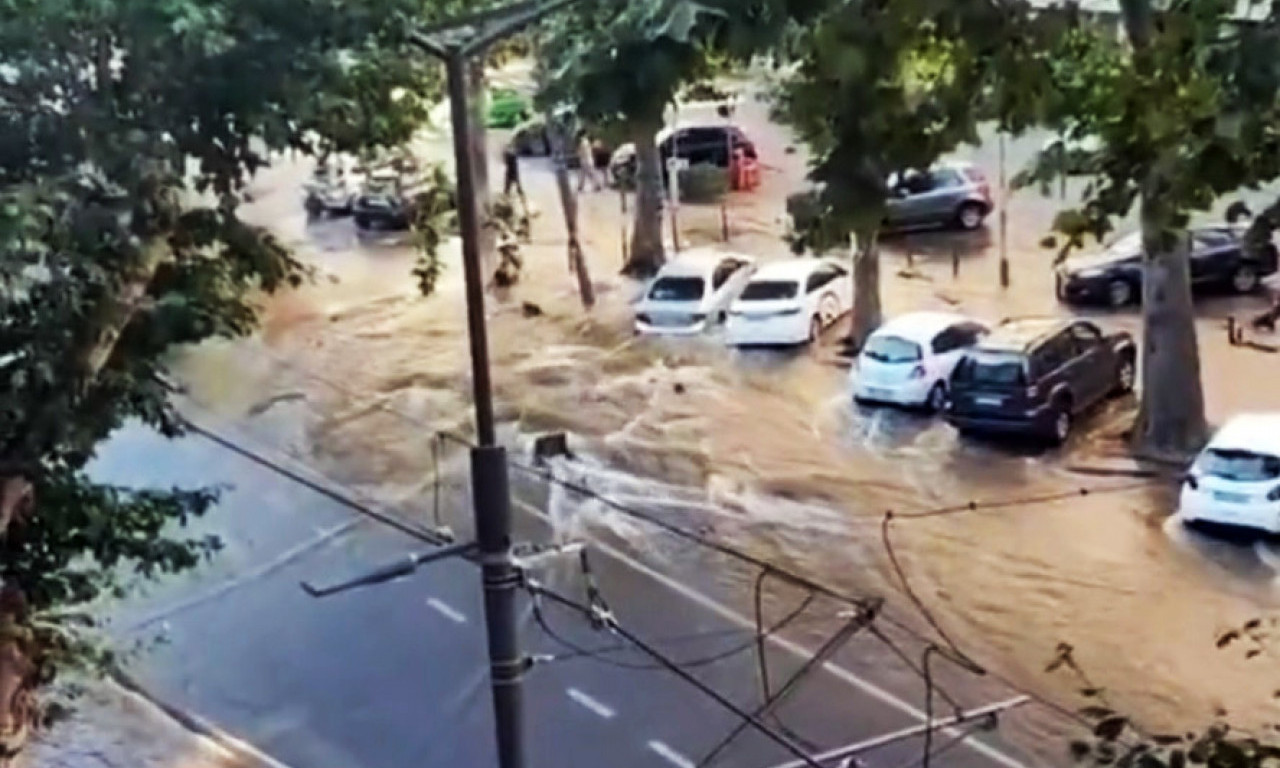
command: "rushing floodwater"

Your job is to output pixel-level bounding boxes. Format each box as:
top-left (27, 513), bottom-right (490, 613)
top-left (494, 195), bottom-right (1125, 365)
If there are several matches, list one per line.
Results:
top-left (174, 95), bottom-right (1280, 761)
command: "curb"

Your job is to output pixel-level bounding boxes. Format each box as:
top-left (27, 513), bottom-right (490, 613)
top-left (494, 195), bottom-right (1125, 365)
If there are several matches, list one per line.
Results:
top-left (107, 668), bottom-right (296, 768)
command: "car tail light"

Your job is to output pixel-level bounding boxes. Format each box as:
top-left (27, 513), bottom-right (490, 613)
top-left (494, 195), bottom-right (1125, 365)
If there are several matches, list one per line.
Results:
top-left (909, 365), bottom-right (926, 379)
top-left (1268, 485), bottom-right (1280, 501)
top-left (1185, 474), bottom-right (1199, 490)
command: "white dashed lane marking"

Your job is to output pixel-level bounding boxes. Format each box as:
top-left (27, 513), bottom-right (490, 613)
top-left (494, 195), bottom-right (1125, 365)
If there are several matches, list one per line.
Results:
top-left (425, 597), bottom-right (467, 624)
top-left (647, 740), bottom-right (695, 768)
top-left (566, 687), bottom-right (616, 719)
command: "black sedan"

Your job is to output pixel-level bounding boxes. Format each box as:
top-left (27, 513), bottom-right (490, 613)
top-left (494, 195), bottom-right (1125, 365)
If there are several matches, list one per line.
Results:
top-left (1055, 225), bottom-right (1278, 307)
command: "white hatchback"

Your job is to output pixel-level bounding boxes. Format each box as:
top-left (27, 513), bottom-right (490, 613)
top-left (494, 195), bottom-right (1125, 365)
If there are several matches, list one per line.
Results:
top-left (724, 258), bottom-right (851, 347)
top-left (851, 312), bottom-right (989, 412)
top-left (1180, 414), bottom-right (1280, 534)
top-left (634, 249), bottom-right (756, 336)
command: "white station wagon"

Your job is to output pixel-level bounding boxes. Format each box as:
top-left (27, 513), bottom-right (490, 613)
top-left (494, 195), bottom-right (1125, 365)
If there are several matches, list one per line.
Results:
top-left (1180, 413), bottom-right (1280, 534)
top-left (724, 258), bottom-right (851, 347)
top-left (633, 249), bottom-right (756, 336)
top-left (851, 312), bottom-right (989, 412)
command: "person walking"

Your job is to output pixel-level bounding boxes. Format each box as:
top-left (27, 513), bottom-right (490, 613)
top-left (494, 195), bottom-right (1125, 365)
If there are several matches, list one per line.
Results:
top-left (502, 143), bottom-right (523, 198)
top-left (576, 131), bottom-right (602, 192)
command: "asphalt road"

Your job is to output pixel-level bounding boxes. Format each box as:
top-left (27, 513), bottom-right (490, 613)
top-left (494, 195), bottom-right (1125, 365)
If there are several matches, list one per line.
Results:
top-left (89, 418), bottom-right (1046, 768)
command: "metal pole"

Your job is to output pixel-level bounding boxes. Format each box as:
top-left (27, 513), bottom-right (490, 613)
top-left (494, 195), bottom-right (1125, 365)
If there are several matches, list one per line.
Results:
top-left (998, 132), bottom-right (1010, 289)
top-left (446, 52), bottom-right (526, 768)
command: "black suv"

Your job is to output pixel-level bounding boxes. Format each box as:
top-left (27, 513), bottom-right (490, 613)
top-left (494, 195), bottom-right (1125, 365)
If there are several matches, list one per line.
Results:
top-left (609, 124), bottom-right (758, 187)
top-left (945, 318), bottom-right (1136, 444)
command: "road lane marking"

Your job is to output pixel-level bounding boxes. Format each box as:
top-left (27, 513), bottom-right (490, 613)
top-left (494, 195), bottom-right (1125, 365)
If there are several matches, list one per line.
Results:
top-left (515, 495), bottom-right (1030, 768)
top-left (647, 740), bottom-right (695, 768)
top-left (566, 687), bottom-right (615, 719)
top-left (426, 597), bottom-right (467, 624)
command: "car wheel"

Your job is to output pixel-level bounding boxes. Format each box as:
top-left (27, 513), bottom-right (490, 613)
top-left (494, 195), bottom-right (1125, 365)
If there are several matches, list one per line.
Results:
top-left (1231, 263), bottom-right (1260, 294)
top-left (1049, 407), bottom-right (1072, 446)
top-left (956, 203), bottom-right (984, 231)
top-left (925, 382), bottom-right (947, 413)
top-left (354, 213), bottom-right (372, 230)
top-left (1114, 355), bottom-right (1135, 395)
top-left (1107, 279), bottom-right (1133, 307)
top-left (809, 315), bottom-right (824, 345)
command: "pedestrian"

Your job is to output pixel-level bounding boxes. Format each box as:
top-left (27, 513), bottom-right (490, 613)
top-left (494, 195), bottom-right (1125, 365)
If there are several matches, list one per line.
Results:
top-left (503, 143), bottom-right (523, 198)
top-left (577, 131), bottom-right (602, 192)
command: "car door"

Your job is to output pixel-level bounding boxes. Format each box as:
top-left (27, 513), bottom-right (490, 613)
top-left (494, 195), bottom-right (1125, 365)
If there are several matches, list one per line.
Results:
top-left (917, 168), bottom-right (965, 222)
top-left (1067, 321), bottom-right (1112, 406)
top-left (708, 258), bottom-right (752, 319)
top-left (888, 171), bottom-right (933, 225)
top-left (805, 264), bottom-right (843, 324)
top-left (1190, 229), bottom-right (1237, 285)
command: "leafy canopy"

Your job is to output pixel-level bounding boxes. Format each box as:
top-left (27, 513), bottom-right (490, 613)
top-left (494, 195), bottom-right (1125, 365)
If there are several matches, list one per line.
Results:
top-left (0, 0), bottom-right (440, 630)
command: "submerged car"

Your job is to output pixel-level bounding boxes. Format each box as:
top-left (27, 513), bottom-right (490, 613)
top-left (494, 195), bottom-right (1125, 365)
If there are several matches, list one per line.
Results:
top-left (1180, 414), bottom-right (1280, 534)
top-left (633, 250), bottom-right (756, 336)
top-left (885, 162), bottom-right (993, 231)
top-left (851, 312), bottom-right (989, 412)
top-left (724, 258), bottom-right (850, 347)
top-left (303, 159), bottom-right (361, 217)
top-left (945, 317), bottom-right (1135, 444)
top-left (1055, 225), bottom-right (1279, 307)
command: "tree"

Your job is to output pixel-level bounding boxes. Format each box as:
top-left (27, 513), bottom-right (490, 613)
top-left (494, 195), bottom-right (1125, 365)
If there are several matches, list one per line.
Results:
top-left (0, 0), bottom-right (439, 747)
top-left (1013, 0), bottom-right (1280, 458)
top-left (774, 0), bottom-right (1036, 348)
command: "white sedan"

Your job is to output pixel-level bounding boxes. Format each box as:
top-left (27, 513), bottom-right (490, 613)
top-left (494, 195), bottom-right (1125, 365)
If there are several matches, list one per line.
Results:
top-left (1180, 414), bottom-right (1280, 534)
top-left (851, 312), bottom-right (989, 412)
top-left (634, 249), bottom-right (756, 336)
top-left (724, 258), bottom-right (851, 347)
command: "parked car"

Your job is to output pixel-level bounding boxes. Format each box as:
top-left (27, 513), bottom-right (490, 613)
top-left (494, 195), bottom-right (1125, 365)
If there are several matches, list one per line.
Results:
top-left (609, 124), bottom-right (758, 188)
top-left (885, 161), bottom-right (993, 231)
top-left (1055, 225), bottom-right (1279, 307)
top-left (724, 258), bottom-right (850, 347)
top-left (945, 317), bottom-right (1135, 444)
top-left (509, 117), bottom-right (612, 168)
top-left (851, 312), bottom-right (989, 412)
top-left (487, 88), bottom-right (530, 129)
top-left (353, 169), bottom-right (421, 231)
top-left (303, 158), bottom-right (361, 217)
top-left (1180, 413), bottom-right (1280, 534)
top-left (634, 250), bottom-right (756, 336)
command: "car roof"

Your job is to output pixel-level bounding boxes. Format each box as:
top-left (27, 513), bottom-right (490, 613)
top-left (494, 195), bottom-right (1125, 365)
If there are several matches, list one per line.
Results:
top-left (874, 312), bottom-right (977, 343)
top-left (748, 258), bottom-right (839, 282)
top-left (655, 249), bottom-right (754, 278)
top-left (1207, 414), bottom-right (1280, 457)
top-left (977, 317), bottom-right (1072, 352)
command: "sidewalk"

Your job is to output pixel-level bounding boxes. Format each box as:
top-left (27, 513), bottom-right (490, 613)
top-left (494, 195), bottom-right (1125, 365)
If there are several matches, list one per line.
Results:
top-left (17, 679), bottom-right (258, 768)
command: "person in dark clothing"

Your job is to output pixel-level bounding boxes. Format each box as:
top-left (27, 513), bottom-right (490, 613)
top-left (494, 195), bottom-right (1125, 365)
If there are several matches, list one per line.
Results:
top-left (503, 145), bottom-right (523, 197)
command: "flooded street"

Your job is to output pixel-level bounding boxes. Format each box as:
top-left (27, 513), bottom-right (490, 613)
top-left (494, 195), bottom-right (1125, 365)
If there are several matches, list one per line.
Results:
top-left (173, 67), bottom-right (1280, 761)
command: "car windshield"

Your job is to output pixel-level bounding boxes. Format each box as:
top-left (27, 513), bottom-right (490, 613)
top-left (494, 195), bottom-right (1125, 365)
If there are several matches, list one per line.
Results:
top-left (862, 335), bottom-right (922, 364)
top-left (739, 280), bottom-right (799, 301)
top-left (648, 276), bottom-right (705, 302)
top-left (1198, 448), bottom-right (1280, 482)
top-left (954, 351), bottom-right (1026, 387)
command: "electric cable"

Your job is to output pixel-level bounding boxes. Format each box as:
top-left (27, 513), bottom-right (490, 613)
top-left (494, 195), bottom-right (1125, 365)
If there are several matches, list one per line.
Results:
top-left (527, 581), bottom-right (826, 768)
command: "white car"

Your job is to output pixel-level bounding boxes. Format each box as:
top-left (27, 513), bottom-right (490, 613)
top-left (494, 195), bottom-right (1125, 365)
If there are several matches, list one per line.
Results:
top-left (724, 258), bottom-right (851, 347)
top-left (1180, 414), bottom-right (1280, 534)
top-left (634, 249), bottom-right (756, 336)
top-left (851, 312), bottom-right (989, 412)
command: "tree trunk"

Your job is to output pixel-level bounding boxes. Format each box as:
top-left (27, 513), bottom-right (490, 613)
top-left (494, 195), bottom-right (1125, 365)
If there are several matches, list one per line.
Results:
top-left (468, 60), bottom-right (494, 262)
top-left (1132, 216), bottom-right (1208, 458)
top-left (846, 227), bottom-right (883, 350)
top-left (546, 116), bottom-right (595, 308)
top-left (1119, 0), bottom-right (1208, 458)
top-left (625, 120), bottom-right (666, 278)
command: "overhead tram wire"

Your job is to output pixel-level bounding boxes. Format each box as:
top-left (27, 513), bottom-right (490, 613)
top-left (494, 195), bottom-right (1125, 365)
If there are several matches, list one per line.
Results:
top-left (527, 582), bottom-right (827, 768)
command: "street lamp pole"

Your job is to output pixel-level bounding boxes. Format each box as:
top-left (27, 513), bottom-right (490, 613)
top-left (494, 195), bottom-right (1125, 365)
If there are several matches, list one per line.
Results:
top-left (998, 131), bottom-right (1010, 289)
top-left (408, 3), bottom-right (588, 766)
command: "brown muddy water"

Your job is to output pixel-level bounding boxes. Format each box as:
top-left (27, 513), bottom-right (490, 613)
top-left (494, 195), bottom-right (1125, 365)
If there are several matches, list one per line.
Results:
top-left (174, 100), bottom-right (1280, 762)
